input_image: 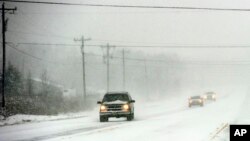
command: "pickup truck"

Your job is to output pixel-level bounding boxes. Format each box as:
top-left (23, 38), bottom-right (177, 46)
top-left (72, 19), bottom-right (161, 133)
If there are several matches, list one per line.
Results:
top-left (97, 91), bottom-right (135, 122)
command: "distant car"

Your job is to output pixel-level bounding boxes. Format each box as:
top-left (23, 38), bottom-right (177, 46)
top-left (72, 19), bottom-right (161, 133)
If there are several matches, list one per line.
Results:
top-left (203, 92), bottom-right (216, 101)
top-left (97, 91), bottom-right (135, 122)
top-left (188, 96), bottom-right (204, 107)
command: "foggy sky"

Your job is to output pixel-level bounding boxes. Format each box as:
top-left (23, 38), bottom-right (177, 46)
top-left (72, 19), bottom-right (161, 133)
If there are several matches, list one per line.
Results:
top-left (2, 0), bottom-right (250, 96)
top-left (4, 0), bottom-right (250, 61)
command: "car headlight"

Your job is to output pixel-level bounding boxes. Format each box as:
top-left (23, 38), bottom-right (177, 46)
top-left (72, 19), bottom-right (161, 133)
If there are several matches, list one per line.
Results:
top-left (100, 105), bottom-right (106, 111)
top-left (199, 99), bottom-right (202, 103)
top-left (123, 104), bottom-right (129, 110)
top-left (212, 95), bottom-right (216, 98)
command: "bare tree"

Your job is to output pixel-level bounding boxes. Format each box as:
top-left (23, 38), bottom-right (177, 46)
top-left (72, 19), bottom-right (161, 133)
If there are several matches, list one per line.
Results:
top-left (40, 70), bottom-right (49, 95)
top-left (26, 70), bottom-right (33, 95)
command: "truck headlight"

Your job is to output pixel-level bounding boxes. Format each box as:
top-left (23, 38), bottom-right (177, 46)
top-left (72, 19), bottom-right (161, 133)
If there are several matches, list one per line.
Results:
top-left (123, 104), bottom-right (129, 110)
top-left (100, 105), bottom-right (106, 111)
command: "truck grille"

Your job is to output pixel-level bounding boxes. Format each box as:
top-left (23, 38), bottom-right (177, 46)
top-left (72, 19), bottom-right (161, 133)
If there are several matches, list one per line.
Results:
top-left (106, 104), bottom-right (122, 111)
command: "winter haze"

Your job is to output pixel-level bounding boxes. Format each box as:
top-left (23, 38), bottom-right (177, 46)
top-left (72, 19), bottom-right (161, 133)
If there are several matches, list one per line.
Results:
top-left (0, 0), bottom-right (250, 141)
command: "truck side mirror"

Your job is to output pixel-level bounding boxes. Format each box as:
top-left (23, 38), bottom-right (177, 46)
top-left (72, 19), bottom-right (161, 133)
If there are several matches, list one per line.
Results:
top-left (97, 101), bottom-right (102, 104)
top-left (130, 100), bottom-right (135, 103)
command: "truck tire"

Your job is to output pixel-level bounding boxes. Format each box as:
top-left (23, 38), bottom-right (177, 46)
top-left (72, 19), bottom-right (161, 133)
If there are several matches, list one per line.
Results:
top-left (127, 114), bottom-right (133, 121)
top-left (100, 116), bottom-right (108, 122)
top-left (131, 113), bottom-right (134, 120)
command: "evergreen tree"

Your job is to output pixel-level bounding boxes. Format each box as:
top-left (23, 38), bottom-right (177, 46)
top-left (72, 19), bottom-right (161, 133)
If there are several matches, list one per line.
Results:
top-left (5, 63), bottom-right (23, 95)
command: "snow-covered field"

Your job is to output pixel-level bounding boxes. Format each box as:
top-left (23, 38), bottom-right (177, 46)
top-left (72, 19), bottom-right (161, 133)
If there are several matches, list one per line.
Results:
top-left (0, 87), bottom-right (249, 141)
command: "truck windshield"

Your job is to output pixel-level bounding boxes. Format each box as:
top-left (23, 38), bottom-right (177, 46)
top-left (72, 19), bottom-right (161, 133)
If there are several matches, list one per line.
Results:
top-left (191, 96), bottom-right (201, 99)
top-left (103, 94), bottom-right (129, 102)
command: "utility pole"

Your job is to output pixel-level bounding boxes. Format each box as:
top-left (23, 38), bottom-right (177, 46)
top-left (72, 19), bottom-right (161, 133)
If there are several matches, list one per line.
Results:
top-left (144, 59), bottom-right (149, 99)
top-left (74, 36), bottom-right (91, 107)
top-left (101, 43), bottom-right (115, 92)
top-left (122, 49), bottom-right (126, 90)
top-left (144, 59), bottom-right (148, 82)
top-left (1, 3), bottom-right (17, 108)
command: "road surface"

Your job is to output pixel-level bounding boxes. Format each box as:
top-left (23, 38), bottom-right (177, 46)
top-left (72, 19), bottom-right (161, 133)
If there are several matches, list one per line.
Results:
top-left (0, 87), bottom-right (249, 141)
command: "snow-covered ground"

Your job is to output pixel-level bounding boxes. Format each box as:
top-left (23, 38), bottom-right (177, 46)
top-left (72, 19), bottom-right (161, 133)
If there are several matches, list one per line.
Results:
top-left (0, 86), bottom-right (249, 141)
top-left (0, 112), bottom-right (90, 127)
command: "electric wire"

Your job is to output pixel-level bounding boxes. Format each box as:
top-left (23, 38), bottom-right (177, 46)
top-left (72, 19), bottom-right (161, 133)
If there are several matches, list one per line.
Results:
top-left (3, 0), bottom-right (250, 12)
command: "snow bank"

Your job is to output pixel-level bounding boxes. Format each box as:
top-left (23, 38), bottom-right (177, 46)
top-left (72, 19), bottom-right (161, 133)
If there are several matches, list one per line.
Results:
top-left (0, 111), bottom-right (92, 127)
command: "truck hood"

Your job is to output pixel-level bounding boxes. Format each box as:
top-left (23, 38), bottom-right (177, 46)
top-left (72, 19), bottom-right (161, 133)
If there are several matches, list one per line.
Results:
top-left (103, 100), bottom-right (128, 105)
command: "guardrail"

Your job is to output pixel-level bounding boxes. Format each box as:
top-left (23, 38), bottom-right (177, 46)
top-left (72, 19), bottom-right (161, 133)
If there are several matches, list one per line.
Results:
top-left (209, 123), bottom-right (229, 140)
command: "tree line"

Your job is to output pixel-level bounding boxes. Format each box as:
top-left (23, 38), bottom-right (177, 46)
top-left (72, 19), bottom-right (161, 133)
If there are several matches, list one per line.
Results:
top-left (0, 63), bottom-right (83, 117)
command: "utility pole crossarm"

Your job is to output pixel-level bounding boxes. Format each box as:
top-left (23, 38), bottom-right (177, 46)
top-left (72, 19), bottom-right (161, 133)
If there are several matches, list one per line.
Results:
top-left (74, 37), bottom-right (91, 53)
top-left (0, 7), bottom-right (17, 12)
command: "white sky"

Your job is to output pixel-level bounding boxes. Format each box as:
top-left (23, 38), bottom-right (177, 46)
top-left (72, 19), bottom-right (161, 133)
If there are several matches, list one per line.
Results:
top-left (4, 0), bottom-right (250, 61)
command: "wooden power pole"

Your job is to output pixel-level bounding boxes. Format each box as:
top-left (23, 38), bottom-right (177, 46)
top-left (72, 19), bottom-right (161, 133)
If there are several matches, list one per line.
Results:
top-left (74, 36), bottom-right (90, 106)
top-left (1, 3), bottom-right (17, 108)
top-left (101, 43), bottom-right (115, 92)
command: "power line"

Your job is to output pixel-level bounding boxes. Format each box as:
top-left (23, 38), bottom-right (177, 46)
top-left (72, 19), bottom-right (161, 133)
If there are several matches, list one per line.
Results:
top-left (6, 43), bottom-right (61, 64)
top-left (6, 43), bottom-right (82, 66)
top-left (10, 42), bottom-right (250, 48)
top-left (85, 52), bottom-right (250, 65)
top-left (6, 28), bottom-right (250, 48)
top-left (8, 30), bottom-right (74, 40)
top-left (7, 43), bottom-right (176, 70)
top-left (7, 42), bottom-right (250, 66)
top-left (12, 8), bottom-right (75, 40)
top-left (3, 0), bottom-right (250, 12)
top-left (16, 42), bottom-right (80, 47)
top-left (88, 45), bottom-right (250, 48)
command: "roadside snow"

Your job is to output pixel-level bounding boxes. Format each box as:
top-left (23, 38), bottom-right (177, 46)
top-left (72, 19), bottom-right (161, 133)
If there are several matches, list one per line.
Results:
top-left (0, 86), bottom-right (248, 141)
top-left (207, 86), bottom-right (250, 141)
top-left (0, 111), bottom-right (93, 127)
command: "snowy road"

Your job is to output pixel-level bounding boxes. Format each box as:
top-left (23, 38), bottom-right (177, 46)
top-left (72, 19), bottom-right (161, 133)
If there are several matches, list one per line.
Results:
top-left (0, 88), bottom-right (249, 141)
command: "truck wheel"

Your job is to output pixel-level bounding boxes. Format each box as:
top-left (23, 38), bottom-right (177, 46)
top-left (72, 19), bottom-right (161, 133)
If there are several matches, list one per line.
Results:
top-left (100, 116), bottom-right (108, 122)
top-left (131, 113), bottom-right (134, 120)
top-left (127, 114), bottom-right (133, 121)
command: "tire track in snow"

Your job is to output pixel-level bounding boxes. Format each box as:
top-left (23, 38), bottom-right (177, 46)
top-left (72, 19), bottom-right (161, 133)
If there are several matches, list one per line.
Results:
top-left (16, 123), bottom-right (123, 141)
top-left (16, 105), bottom-right (187, 141)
